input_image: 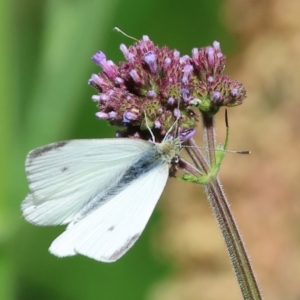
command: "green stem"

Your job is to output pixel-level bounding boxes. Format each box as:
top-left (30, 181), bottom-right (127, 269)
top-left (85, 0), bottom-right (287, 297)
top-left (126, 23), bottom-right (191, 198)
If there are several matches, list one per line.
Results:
top-left (205, 179), bottom-right (262, 299)
top-left (202, 113), bottom-right (216, 166)
top-left (185, 113), bottom-right (263, 300)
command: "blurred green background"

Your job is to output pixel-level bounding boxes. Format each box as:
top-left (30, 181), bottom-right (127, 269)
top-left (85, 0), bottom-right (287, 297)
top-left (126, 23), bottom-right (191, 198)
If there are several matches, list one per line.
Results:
top-left (0, 0), bottom-right (232, 299)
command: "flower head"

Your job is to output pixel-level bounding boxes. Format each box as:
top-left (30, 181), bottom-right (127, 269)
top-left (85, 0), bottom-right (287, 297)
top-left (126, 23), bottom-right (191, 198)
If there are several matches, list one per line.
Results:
top-left (89, 36), bottom-right (246, 140)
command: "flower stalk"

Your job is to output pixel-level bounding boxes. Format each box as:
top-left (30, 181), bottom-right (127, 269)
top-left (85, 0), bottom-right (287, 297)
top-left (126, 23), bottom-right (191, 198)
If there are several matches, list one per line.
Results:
top-left (186, 113), bottom-right (263, 300)
top-left (202, 112), bottom-right (217, 165)
top-left (206, 179), bottom-right (262, 300)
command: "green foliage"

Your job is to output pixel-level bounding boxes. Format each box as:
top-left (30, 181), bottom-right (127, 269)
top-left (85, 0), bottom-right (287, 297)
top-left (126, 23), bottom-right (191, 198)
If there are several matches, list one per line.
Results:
top-left (1, 0), bottom-right (232, 299)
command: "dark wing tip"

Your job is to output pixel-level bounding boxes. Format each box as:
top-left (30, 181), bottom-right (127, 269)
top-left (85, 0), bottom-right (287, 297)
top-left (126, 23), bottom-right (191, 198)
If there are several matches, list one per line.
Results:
top-left (107, 233), bottom-right (141, 262)
top-left (28, 141), bottom-right (68, 162)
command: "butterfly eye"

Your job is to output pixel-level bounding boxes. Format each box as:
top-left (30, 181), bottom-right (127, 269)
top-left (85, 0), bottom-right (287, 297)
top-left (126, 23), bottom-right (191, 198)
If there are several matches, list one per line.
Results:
top-left (171, 155), bottom-right (180, 164)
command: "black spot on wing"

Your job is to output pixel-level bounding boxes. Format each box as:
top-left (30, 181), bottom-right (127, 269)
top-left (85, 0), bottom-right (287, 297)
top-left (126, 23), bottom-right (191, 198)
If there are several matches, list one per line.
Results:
top-left (108, 234), bottom-right (140, 261)
top-left (28, 141), bottom-right (68, 161)
top-left (61, 166), bottom-right (68, 172)
top-left (108, 226), bottom-right (114, 232)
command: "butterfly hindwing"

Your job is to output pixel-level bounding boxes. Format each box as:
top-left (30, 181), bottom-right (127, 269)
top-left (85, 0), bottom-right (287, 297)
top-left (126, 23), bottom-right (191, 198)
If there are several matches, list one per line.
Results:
top-left (49, 163), bottom-right (169, 262)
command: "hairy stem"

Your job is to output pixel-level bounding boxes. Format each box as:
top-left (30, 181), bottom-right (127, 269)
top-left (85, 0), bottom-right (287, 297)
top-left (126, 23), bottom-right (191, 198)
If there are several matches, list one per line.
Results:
top-left (178, 158), bottom-right (202, 176)
top-left (185, 113), bottom-right (263, 299)
top-left (202, 113), bottom-right (216, 166)
top-left (205, 179), bottom-right (262, 300)
top-left (184, 138), bottom-right (209, 173)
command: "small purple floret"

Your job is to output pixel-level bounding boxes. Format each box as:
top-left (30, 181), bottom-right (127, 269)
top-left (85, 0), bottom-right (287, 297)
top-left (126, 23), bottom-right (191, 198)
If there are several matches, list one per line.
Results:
top-left (206, 47), bottom-right (215, 67)
top-left (179, 55), bottom-right (190, 65)
top-left (154, 120), bottom-right (161, 128)
top-left (134, 132), bottom-right (141, 138)
top-left (127, 53), bottom-right (135, 62)
top-left (88, 74), bottom-right (102, 86)
top-left (92, 51), bottom-right (117, 79)
top-left (147, 90), bottom-right (156, 98)
top-left (192, 48), bottom-right (199, 59)
top-left (164, 57), bottom-right (171, 68)
top-left (213, 41), bottom-right (220, 50)
top-left (231, 88), bottom-right (238, 97)
top-left (96, 112), bottom-right (109, 119)
top-left (123, 111), bottom-right (139, 123)
top-left (108, 111), bottom-right (117, 119)
top-left (144, 51), bottom-right (157, 73)
top-left (174, 108), bottom-right (181, 118)
top-left (173, 50), bottom-right (180, 60)
top-left (179, 128), bottom-right (196, 141)
top-left (182, 88), bottom-right (191, 102)
top-left (120, 44), bottom-right (129, 56)
top-left (92, 51), bottom-right (106, 66)
top-left (212, 91), bottom-right (221, 103)
top-left (120, 45), bottom-right (135, 62)
top-left (115, 77), bottom-right (124, 85)
top-left (168, 97), bottom-right (175, 105)
top-left (129, 69), bottom-right (141, 83)
top-left (182, 65), bottom-right (193, 84)
top-left (100, 94), bottom-right (109, 101)
top-left (91, 95), bottom-right (100, 102)
top-left (207, 76), bottom-right (214, 83)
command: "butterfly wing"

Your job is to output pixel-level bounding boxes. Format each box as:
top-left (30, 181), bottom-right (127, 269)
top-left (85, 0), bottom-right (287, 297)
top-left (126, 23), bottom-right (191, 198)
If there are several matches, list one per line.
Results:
top-left (49, 163), bottom-right (169, 262)
top-left (22, 139), bottom-right (152, 226)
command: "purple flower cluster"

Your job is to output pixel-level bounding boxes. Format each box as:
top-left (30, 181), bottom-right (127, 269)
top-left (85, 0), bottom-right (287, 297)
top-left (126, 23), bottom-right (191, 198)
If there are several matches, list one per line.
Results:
top-left (89, 35), bottom-right (246, 141)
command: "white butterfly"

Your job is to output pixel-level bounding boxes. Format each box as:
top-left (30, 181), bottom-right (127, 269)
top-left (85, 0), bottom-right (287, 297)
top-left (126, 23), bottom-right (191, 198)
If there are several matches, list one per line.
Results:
top-left (22, 136), bottom-right (182, 262)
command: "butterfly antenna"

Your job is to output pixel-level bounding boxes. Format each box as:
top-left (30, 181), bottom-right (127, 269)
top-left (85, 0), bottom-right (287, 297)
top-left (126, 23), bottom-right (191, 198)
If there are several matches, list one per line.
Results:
top-left (163, 96), bottom-right (182, 143)
top-left (181, 110), bottom-right (250, 154)
top-left (144, 112), bottom-right (156, 142)
top-left (174, 98), bottom-right (181, 138)
top-left (114, 27), bottom-right (138, 42)
top-left (224, 109), bottom-right (230, 151)
top-left (224, 109), bottom-right (250, 154)
top-left (163, 114), bottom-right (180, 142)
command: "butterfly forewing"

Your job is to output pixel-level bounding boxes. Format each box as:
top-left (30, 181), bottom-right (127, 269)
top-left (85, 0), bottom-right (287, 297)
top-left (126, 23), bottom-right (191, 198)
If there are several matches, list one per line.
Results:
top-left (23, 139), bottom-right (153, 226)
